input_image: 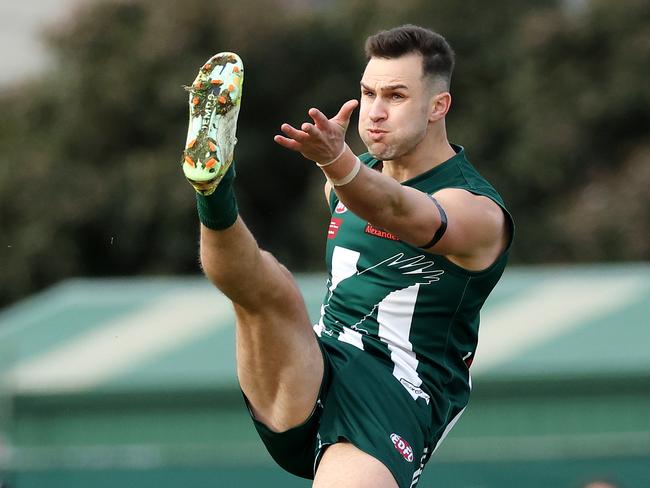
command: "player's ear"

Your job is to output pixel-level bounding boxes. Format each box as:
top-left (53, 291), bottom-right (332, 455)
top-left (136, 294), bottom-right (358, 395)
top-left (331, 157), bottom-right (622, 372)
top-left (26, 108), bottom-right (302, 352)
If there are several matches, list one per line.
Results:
top-left (429, 92), bottom-right (451, 122)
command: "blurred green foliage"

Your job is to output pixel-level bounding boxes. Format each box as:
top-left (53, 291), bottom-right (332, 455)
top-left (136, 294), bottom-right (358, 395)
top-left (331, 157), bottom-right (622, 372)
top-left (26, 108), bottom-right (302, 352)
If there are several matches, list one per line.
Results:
top-left (0, 0), bottom-right (648, 306)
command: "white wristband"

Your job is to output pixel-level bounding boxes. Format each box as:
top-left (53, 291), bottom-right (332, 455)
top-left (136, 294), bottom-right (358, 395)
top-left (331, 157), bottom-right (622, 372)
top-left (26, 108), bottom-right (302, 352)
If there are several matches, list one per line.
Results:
top-left (316, 144), bottom-right (347, 167)
top-left (329, 157), bottom-right (362, 187)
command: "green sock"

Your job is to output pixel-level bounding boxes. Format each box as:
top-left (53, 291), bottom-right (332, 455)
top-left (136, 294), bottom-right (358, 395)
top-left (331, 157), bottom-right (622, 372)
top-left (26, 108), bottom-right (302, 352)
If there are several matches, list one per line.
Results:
top-left (196, 164), bottom-right (238, 230)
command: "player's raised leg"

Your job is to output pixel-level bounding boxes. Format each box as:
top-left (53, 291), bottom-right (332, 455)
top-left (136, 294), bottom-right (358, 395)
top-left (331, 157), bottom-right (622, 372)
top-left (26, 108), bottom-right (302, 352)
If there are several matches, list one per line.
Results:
top-left (182, 53), bottom-right (323, 432)
top-left (201, 221), bottom-right (323, 432)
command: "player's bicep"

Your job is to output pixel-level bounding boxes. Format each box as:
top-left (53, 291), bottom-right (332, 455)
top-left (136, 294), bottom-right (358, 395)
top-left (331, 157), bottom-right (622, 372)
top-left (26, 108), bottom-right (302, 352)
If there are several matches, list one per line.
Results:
top-left (428, 188), bottom-right (506, 256)
top-left (369, 186), bottom-right (446, 248)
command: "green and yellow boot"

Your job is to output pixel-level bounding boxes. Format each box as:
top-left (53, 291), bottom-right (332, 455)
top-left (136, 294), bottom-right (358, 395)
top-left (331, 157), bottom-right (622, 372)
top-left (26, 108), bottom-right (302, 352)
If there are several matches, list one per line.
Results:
top-left (182, 52), bottom-right (244, 196)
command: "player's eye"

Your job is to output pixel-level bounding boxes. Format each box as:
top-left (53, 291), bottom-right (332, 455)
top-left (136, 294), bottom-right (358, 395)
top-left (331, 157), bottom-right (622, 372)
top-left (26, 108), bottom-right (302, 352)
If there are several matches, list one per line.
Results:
top-left (363, 90), bottom-right (375, 98)
top-left (391, 93), bottom-right (405, 100)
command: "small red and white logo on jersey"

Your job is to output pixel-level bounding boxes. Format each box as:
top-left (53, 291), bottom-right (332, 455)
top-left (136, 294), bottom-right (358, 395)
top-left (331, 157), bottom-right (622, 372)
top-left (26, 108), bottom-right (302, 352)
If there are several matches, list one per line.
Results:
top-left (328, 217), bottom-right (343, 239)
top-left (334, 202), bottom-right (348, 214)
top-left (365, 223), bottom-right (400, 241)
top-left (390, 433), bottom-right (414, 462)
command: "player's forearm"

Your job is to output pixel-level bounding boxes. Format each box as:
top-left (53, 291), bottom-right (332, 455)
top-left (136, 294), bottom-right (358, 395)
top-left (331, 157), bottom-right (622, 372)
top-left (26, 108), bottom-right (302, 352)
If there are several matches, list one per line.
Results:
top-left (333, 161), bottom-right (402, 222)
top-left (320, 147), bottom-right (436, 244)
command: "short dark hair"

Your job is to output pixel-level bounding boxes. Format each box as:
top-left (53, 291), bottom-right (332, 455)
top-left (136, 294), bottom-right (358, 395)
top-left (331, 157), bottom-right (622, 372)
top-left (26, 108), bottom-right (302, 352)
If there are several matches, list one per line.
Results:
top-left (365, 24), bottom-right (455, 90)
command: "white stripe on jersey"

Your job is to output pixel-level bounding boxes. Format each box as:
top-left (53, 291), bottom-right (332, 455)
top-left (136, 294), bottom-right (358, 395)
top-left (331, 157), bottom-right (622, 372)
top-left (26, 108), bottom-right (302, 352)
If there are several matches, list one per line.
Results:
top-left (338, 326), bottom-right (364, 350)
top-left (330, 246), bottom-right (360, 289)
top-left (377, 284), bottom-right (430, 404)
top-left (316, 246), bottom-right (362, 339)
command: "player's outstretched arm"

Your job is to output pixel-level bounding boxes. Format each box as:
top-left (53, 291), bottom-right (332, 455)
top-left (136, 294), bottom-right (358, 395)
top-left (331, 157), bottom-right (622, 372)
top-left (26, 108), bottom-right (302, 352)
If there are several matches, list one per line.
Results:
top-left (274, 101), bottom-right (507, 267)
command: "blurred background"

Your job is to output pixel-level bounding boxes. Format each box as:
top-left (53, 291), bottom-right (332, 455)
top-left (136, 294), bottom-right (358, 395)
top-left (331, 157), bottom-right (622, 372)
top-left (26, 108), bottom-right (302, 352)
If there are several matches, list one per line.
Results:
top-left (0, 0), bottom-right (648, 487)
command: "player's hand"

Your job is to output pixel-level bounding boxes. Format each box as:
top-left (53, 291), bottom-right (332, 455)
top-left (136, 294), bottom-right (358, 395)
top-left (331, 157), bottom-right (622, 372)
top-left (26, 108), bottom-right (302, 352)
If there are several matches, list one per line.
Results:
top-left (274, 99), bottom-right (359, 165)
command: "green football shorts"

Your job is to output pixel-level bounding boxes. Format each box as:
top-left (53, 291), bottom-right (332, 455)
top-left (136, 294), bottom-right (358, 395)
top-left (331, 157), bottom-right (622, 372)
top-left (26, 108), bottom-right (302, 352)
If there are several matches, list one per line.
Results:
top-left (244, 337), bottom-right (463, 488)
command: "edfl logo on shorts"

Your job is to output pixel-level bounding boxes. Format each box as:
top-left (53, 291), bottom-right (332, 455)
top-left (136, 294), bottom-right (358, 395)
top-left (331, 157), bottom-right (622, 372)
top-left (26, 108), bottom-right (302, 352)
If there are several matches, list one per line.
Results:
top-left (390, 433), bottom-right (414, 462)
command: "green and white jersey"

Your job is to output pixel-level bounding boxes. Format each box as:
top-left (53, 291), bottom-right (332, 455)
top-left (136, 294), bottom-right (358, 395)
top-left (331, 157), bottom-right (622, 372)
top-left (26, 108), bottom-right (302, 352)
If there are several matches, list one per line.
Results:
top-left (315, 144), bottom-right (514, 415)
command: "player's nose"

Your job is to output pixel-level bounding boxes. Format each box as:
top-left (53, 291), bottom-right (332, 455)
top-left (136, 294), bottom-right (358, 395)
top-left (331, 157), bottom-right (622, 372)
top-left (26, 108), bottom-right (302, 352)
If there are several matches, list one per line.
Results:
top-left (367, 98), bottom-right (387, 122)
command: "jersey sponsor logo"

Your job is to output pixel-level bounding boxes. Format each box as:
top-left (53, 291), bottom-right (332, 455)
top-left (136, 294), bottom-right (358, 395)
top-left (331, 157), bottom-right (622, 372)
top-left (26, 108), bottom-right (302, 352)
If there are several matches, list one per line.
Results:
top-left (328, 217), bottom-right (343, 239)
top-left (364, 223), bottom-right (400, 241)
top-left (390, 433), bottom-right (414, 462)
top-left (399, 378), bottom-right (431, 404)
top-left (334, 201), bottom-right (348, 214)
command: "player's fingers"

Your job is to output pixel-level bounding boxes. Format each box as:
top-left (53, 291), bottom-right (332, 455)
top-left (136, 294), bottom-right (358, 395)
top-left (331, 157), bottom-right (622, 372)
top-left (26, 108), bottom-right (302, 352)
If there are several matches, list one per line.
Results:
top-left (274, 134), bottom-right (302, 151)
top-left (308, 108), bottom-right (330, 129)
top-left (332, 99), bottom-right (359, 126)
top-left (280, 123), bottom-right (309, 141)
top-left (301, 122), bottom-right (318, 134)
top-left (302, 122), bottom-right (324, 143)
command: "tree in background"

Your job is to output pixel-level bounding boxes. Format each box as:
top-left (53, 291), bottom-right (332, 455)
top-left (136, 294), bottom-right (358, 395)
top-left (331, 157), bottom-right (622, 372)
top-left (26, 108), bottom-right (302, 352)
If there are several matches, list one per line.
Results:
top-left (507, 0), bottom-right (649, 261)
top-left (0, 0), bottom-right (647, 307)
top-left (0, 0), bottom-right (361, 305)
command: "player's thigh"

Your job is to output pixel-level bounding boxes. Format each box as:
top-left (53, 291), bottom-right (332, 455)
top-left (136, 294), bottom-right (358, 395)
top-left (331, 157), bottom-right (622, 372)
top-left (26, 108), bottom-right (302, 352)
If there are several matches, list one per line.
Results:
top-left (235, 251), bottom-right (323, 432)
top-left (313, 442), bottom-right (398, 488)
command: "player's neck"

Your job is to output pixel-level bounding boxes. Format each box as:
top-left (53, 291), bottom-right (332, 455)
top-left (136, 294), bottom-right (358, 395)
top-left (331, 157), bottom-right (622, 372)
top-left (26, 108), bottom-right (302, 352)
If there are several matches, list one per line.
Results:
top-left (382, 124), bottom-right (455, 183)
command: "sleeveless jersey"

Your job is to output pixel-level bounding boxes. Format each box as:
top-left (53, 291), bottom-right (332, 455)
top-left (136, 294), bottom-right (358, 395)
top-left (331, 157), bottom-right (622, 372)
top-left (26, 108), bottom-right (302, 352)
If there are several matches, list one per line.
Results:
top-left (315, 144), bottom-right (514, 424)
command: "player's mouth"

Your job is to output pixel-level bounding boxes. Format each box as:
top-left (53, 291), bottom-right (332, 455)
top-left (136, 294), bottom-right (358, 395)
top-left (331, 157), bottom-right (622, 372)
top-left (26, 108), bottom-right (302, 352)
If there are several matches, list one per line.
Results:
top-left (367, 128), bottom-right (387, 141)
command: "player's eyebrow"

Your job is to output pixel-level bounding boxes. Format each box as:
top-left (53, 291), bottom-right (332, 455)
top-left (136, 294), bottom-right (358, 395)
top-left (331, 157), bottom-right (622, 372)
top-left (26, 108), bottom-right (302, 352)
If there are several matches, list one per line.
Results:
top-left (360, 82), bottom-right (409, 92)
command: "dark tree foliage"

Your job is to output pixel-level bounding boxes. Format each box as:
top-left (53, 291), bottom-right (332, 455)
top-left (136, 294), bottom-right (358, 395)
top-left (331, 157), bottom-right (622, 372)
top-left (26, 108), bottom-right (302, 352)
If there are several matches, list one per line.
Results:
top-left (0, 0), bottom-right (647, 306)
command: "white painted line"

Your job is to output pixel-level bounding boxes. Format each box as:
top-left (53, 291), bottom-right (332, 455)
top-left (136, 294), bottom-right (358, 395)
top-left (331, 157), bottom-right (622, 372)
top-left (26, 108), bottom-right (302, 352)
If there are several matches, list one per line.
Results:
top-left (0, 287), bottom-right (136, 341)
top-left (473, 275), bottom-right (646, 373)
top-left (4, 289), bottom-right (233, 393)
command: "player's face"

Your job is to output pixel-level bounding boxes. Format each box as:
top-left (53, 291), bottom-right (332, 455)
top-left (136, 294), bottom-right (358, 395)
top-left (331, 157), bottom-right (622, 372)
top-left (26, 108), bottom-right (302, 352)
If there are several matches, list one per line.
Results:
top-left (358, 53), bottom-right (434, 161)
